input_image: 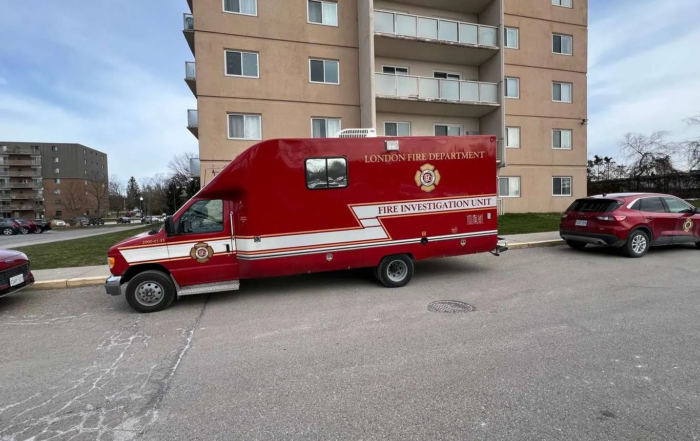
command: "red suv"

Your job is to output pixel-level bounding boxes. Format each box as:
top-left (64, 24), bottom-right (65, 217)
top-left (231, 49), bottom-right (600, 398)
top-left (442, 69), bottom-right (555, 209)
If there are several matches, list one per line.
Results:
top-left (560, 193), bottom-right (699, 258)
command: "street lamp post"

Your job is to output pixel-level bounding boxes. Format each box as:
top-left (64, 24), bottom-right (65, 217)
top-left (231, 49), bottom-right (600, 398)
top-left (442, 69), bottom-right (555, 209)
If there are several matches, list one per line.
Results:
top-left (139, 196), bottom-right (144, 218)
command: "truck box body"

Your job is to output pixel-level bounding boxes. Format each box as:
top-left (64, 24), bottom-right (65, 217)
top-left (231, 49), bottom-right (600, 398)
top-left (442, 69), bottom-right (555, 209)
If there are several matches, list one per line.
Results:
top-left (107, 135), bottom-right (503, 312)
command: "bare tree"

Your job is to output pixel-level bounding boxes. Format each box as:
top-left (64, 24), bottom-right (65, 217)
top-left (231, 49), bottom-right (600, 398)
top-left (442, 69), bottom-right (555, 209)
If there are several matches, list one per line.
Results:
top-left (682, 116), bottom-right (700, 170)
top-left (64, 181), bottom-right (85, 218)
top-left (86, 171), bottom-right (109, 216)
top-left (619, 131), bottom-right (680, 178)
top-left (109, 175), bottom-right (126, 217)
top-left (168, 152), bottom-right (198, 183)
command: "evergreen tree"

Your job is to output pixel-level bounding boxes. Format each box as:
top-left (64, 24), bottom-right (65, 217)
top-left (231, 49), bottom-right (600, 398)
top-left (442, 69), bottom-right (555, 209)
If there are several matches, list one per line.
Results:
top-left (126, 176), bottom-right (141, 211)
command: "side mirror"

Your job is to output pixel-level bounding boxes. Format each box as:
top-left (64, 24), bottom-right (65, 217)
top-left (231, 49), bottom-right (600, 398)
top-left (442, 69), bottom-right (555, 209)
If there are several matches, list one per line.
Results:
top-left (164, 216), bottom-right (177, 236)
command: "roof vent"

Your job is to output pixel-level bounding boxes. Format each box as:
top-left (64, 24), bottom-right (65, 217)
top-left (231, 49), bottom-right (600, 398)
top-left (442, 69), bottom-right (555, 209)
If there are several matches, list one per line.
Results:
top-left (334, 128), bottom-right (377, 138)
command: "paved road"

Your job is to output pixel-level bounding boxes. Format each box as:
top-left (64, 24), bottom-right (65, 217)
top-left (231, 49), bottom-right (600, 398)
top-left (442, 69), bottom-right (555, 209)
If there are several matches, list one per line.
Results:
top-left (1, 225), bottom-right (146, 249)
top-left (1, 245), bottom-right (699, 440)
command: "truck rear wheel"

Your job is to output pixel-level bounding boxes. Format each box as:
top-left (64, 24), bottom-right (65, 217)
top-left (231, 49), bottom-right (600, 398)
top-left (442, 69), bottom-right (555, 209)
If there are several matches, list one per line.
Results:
top-left (376, 255), bottom-right (414, 288)
top-left (125, 270), bottom-right (176, 313)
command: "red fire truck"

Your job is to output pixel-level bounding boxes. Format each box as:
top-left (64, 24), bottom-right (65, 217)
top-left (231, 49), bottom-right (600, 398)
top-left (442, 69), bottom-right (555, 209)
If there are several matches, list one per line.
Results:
top-left (106, 134), bottom-right (507, 312)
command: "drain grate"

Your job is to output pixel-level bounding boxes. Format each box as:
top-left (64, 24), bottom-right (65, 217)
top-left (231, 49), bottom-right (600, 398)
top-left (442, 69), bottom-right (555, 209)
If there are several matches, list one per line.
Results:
top-left (428, 300), bottom-right (475, 313)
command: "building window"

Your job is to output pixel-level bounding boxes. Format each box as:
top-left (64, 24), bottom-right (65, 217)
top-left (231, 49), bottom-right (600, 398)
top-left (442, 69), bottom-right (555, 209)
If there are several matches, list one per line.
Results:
top-left (84, 170), bottom-right (87, 175)
top-left (308, 0), bottom-right (337, 26)
top-left (434, 71), bottom-right (461, 80)
top-left (498, 177), bottom-right (521, 198)
top-left (225, 51), bottom-right (259, 78)
top-left (434, 125), bottom-right (462, 136)
top-left (101, 165), bottom-right (104, 169)
top-left (384, 122), bottom-right (410, 137)
top-left (552, 0), bottom-right (572, 8)
top-left (223, 0), bottom-right (257, 16)
top-left (52, 146), bottom-right (58, 152)
top-left (305, 158), bottom-right (348, 189)
top-left (83, 149), bottom-right (86, 154)
top-left (309, 59), bottom-right (339, 84)
top-left (227, 114), bottom-right (262, 140)
top-left (553, 177), bottom-right (572, 196)
top-left (54, 189), bottom-right (61, 195)
top-left (56, 210), bottom-right (62, 217)
top-left (54, 168), bottom-right (59, 173)
top-left (382, 66), bottom-right (409, 75)
top-left (54, 179), bottom-right (60, 184)
top-left (553, 34), bottom-right (572, 55)
top-left (504, 28), bottom-right (519, 49)
top-left (84, 180), bottom-right (88, 185)
top-left (311, 118), bottom-right (341, 138)
top-left (552, 129), bottom-right (572, 149)
top-left (505, 77), bottom-right (520, 99)
top-left (53, 157), bottom-right (59, 163)
top-left (505, 127), bottom-right (520, 149)
top-left (84, 159), bottom-right (87, 165)
top-left (552, 82), bottom-right (572, 103)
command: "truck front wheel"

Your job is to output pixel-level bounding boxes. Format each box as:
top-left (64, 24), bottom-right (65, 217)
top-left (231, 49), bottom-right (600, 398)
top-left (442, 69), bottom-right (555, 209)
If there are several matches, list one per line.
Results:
top-left (125, 270), bottom-right (176, 313)
top-left (376, 255), bottom-right (414, 288)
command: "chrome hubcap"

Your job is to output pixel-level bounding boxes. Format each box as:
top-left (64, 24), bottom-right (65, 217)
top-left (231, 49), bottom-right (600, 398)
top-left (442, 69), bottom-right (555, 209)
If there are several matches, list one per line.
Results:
top-left (3, 229), bottom-right (11, 235)
top-left (135, 281), bottom-right (164, 306)
top-left (387, 260), bottom-right (408, 282)
top-left (632, 235), bottom-right (647, 254)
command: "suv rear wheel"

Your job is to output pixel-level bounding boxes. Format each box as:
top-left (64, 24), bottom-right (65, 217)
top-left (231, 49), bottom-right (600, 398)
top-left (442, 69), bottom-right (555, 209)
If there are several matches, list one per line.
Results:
top-left (566, 240), bottom-right (587, 250)
top-left (624, 230), bottom-right (650, 258)
top-left (125, 270), bottom-right (176, 313)
top-left (2, 228), bottom-right (14, 236)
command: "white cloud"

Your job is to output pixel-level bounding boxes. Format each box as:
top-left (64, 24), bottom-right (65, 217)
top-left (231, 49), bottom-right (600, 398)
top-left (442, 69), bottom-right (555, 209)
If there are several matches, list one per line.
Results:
top-left (588, 0), bottom-right (700, 167)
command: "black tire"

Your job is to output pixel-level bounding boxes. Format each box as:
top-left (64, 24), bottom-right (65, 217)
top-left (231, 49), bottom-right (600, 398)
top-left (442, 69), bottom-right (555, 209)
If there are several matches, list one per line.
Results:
top-left (623, 230), bottom-right (650, 258)
top-left (376, 254), bottom-right (414, 288)
top-left (566, 240), bottom-right (587, 250)
top-left (695, 241), bottom-right (700, 249)
top-left (20, 228), bottom-right (28, 235)
top-left (125, 270), bottom-right (176, 313)
top-left (2, 228), bottom-right (14, 236)
top-left (33, 229), bottom-right (43, 234)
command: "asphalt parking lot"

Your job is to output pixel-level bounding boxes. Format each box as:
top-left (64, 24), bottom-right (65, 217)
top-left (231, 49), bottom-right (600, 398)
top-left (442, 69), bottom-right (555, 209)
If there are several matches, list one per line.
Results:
top-left (1, 225), bottom-right (144, 248)
top-left (1, 245), bottom-right (699, 440)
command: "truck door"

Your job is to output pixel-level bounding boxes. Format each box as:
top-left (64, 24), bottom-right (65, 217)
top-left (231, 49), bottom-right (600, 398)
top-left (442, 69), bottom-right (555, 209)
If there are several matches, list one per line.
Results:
top-left (168, 199), bottom-right (239, 287)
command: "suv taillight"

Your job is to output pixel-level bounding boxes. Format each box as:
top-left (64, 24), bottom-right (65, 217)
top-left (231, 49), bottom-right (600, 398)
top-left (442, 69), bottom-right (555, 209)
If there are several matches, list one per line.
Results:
top-left (597, 215), bottom-right (627, 222)
top-left (561, 213), bottom-right (569, 219)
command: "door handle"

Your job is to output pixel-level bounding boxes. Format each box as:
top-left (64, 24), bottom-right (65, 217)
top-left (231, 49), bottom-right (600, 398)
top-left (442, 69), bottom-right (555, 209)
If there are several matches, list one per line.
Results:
top-left (646, 217), bottom-right (653, 221)
top-left (226, 244), bottom-right (230, 253)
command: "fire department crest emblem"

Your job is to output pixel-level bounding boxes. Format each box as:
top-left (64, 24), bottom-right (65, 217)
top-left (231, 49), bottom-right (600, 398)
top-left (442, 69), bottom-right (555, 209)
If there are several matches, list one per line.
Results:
top-left (190, 242), bottom-right (214, 264)
top-left (683, 218), bottom-right (694, 233)
top-left (414, 163), bottom-right (441, 193)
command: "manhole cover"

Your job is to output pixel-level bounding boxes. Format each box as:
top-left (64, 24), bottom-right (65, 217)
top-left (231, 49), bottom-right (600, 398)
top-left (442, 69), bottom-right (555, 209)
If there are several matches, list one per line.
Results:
top-left (428, 300), bottom-right (475, 313)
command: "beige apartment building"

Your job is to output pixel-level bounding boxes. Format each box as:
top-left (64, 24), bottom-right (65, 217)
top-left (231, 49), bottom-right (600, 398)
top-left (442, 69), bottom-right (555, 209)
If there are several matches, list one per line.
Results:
top-left (183, 0), bottom-right (587, 213)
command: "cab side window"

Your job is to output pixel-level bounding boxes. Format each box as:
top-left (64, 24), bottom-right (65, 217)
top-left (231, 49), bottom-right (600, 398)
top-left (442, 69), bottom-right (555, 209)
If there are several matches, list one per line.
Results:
top-left (662, 197), bottom-right (693, 214)
top-left (639, 197), bottom-right (666, 213)
top-left (305, 157), bottom-right (348, 189)
top-left (180, 200), bottom-right (224, 234)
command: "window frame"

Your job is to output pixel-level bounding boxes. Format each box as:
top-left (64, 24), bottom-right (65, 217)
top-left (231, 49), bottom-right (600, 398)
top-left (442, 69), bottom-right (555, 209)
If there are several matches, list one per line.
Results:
top-left (224, 50), bottom-right (260, 78)
top-left (504, 27), bottom-right (519, 49)
top-left (552, 0), bottom-right (573, 8)
top-left (305, 157), bottom-right (349, 191)
top-left (310, 117), bottom-right (342, 138)
top-left (505, 126), bottom-right (521, 149)
top-left (505, 77), bottom-right (520, 99)
top-left (433, 71), bottom-right (462, 80)
top-left (552, 81), bottom-right (572, 103)
top-left (552, 33), bottom-right (573, 56)
top-left (222, 0), bottom-right (258, 17)
top-left (552, 129), bottom-right (573, 150)
top-left (384, 121), bottom-right (411, 137)
top-left (382, 65), bottom-right (409, 75)
top-left (307, 0), bottom-right (338, 27)
top-left (498, 176), bottom-right (521, 198)
top-left (227, 113), bottom-right (262, 140)
top-left (309, 58), bottom-right (340, 85)
top-left (552, 176), bottom-right (573, 197)
top-left (434, 124), bottom-right (463, 136)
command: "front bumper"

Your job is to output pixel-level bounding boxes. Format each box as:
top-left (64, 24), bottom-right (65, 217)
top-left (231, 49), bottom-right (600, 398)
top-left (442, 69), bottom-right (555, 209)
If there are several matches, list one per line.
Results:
top-left (105, 275), bottom-right (122, 296)
top-left (560, 231), bottom-right (624, 247)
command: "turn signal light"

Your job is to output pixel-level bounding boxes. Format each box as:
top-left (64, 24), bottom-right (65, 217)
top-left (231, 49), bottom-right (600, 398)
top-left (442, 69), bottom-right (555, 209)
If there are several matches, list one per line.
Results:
top-left (597, 215), bottom-right (626, 222)
top-left (108, 257), bottom-right (115, 269)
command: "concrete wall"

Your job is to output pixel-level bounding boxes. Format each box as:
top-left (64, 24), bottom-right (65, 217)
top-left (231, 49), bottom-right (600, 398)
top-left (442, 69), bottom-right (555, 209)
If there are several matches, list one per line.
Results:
top-left (498, 165), bottom-right (586, 213)
top-left (376, 112), bottom-right (480, 135)
top-left (504, 0), bottom-right (588, 26)
top-left (374, 0), bottom-right (479, 23)
top-left (375, 57), bottom-right (480, 80)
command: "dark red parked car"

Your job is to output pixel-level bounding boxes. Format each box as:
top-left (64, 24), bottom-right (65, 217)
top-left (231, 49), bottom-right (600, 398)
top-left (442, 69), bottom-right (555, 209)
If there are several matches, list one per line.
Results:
top-left (12, 218), bottom-right (40, 235)
top-left (560, 193), bottom-right (700, 257)
top-left (0, 250), bottom-right (34, 298)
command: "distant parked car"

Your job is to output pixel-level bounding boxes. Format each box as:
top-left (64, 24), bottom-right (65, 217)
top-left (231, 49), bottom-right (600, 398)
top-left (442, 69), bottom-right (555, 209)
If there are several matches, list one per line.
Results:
top-left (117, 217), bottom-right (132, 224)
top-left (0, 249), bottom-right (34, 298)
top-left (0, 219), bottom-right (21, 236)
top-left (52, 219), bottom-right (67, 228)
top-left (32, 219), bottom-right (52, 233)
top-left (70, 217), bottom-right (90, 227)
top-left (12, 219), bottom-right (39, 235)
top-left (89, 217), bottom-right (105, 226)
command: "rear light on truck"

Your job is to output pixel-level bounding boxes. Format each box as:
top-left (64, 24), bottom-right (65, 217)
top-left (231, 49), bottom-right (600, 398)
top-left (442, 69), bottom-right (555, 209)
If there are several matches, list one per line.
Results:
top-left (597, 215), bottom-right (627, 222)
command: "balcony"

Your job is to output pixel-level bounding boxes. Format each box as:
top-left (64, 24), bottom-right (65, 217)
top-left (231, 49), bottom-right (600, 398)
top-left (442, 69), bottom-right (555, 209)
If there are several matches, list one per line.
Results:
top-left (374, 10), bottom-right (498, 65)
top-left (0, 146), bottom-right (41, 156)
top-left (8, 170), bottom-right (41, 178)
top-left (6, 159), bottom-right (41, 167)
top-left (185, 61), bottom-right (197, 96)
top-left (0, 193), bottom-right (9, 200)
top-left (11, 192), bottom-right (43, 200)
top-left (10, 182), bottom-right (42, 189)
top-left (183, 13), bottom-right (195, 55)
top-left (375, 73), bottom-right (499, 117)
top-left (187, 109), bottom-right (199, 139)
top-left (9, 204), bottom-right (35, 211)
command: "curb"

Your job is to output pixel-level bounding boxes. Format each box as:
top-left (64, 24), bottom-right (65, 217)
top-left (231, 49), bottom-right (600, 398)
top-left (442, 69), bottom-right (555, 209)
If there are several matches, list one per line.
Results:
top-left (29, 277), bottom-right (106, 291)
top-left (508, 239), bottom-right (565, 250)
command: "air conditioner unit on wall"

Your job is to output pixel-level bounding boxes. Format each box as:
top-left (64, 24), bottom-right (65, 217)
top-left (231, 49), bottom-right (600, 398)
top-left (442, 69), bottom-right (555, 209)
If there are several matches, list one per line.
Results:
top-left (334, 128), bottom-right (378, 138)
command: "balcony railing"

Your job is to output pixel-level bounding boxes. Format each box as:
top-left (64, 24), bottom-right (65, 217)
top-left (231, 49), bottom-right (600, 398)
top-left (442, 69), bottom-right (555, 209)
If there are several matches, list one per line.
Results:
top-left (10, 182), bottom-right (42, 189)
top-left (375, 73), bottom-right (499, 104)
top-left (6, 159), bottom-right (41, 167)
top-left (8, 170), bottom-right (41, 178)
top-left (374, 10), bottom-right (498, 47)
top-left (183, 13), bottom-right (194, 31)
top-left (188, 109), bottom-right (199, 128)
top-left (185, 62), bottom-right (196, 80)
top-left (9, 205), bottom-right (35, 211)
top-left (0, 146), bottom-right (41, 156)
top-left (11, 192), bottom-right (43, 200)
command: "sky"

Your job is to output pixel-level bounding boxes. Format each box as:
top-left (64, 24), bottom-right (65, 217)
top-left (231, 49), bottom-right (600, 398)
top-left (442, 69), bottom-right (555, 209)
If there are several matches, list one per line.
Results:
top-left (0, 0), bottom-right (699, 184)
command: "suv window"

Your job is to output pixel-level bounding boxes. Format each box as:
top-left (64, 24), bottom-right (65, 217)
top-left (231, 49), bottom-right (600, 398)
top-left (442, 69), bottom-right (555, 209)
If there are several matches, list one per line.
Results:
top-left (639, 197), bottom-right (666, 213)
top-left (566, 199), bottom-right (622, 213)
top-left (180, 200), bottom-right (224, 234)
top-left (662, 197), bottom-right (693, 214)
